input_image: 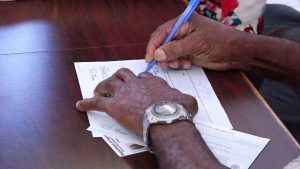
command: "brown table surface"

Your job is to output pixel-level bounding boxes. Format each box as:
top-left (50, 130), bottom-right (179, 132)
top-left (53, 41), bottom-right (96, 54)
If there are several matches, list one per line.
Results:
top-left (0, 1), bottom-right (299, 169)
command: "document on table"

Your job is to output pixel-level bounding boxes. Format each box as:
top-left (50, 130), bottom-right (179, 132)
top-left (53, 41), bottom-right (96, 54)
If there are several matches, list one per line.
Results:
top-left (75, 59), bottom-right (232, 129)
top-left (89, 129), bottom-right (148, 157)
top-left (89, 121), bottom-right (269, 168)
top-left (74, 59), bottom-right (270, 168)
top-left (196, 123), bottom-right (269, 169)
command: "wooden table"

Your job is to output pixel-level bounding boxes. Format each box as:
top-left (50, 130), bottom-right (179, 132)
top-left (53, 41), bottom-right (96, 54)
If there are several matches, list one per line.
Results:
top-left (0, 1), bottom-right (299, 169)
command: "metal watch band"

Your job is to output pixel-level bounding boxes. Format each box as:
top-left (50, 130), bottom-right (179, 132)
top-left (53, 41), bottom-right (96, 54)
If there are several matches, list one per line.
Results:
top-left (142, 101), bottom-right (194, 153)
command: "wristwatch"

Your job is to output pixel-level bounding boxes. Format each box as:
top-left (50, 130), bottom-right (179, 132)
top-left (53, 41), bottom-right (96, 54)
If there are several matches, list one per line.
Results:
top-left (142, 101), bottom-right (194, 153)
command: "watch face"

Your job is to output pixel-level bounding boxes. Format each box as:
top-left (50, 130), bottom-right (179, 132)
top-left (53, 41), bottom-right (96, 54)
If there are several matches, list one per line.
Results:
top-left (152, 101), bottom-right (180, 118)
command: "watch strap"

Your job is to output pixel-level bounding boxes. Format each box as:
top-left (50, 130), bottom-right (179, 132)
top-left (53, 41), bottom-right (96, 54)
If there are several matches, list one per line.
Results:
top-left (142, 102), bottom-right (193, 153)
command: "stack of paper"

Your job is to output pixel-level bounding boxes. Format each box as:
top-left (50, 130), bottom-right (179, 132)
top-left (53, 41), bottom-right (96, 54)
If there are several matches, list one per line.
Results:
top-left (75, 60), bottom-right (269, 169)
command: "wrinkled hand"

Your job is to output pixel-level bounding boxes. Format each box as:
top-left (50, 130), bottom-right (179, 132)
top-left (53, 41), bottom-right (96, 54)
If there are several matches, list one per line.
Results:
top-left (76, 68), bottom-right (198, 136)
top-left (145, 12), bottom-right (245, 70)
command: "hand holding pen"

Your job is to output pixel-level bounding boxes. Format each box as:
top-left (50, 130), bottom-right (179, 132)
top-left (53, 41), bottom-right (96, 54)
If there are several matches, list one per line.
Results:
top-left (145, 0), bottom-right (243, 71)
top-left (144, 0), bottom-right (200, 72)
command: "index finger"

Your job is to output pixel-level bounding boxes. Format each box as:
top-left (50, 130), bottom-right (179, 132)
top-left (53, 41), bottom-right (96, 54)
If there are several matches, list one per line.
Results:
top-left (115, 68), bottom-right (136, 82)
top-left (145, 18), bottom-right (191, 62)
top-left (93, 76), bottom-right (123, 97)
top-left (145, 19), bottom-right (177, 62)
top-left (76, 96), bottom-right (111, 112)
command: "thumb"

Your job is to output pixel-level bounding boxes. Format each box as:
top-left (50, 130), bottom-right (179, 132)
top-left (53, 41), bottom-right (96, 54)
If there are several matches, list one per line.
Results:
top-left (154, 36), bottom-right (194, 62)
top-left (76, 97), bottom-right (110, 112)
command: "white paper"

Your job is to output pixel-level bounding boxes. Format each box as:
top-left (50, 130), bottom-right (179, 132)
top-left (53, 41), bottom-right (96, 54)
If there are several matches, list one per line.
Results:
top-left (196, 123), bottom-right (270, 169)
top-left (89, 130), bottom-right (147, 157)
top-left (75, 60), bottom-right (269, 166)
top-left (74, 59), bottom-right (232, 130)
top-left (86, 121), bottom-right (145, 146)
top-left (89, 122), bottom-right (269, 167)
top-left (102, 135), bottom-right (148, 157)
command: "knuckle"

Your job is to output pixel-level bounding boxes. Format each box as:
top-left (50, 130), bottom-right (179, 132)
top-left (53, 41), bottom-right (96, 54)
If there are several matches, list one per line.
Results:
top-left (154, 76), bottom-right (168, 85)
top-left (185, 94), bottom-right (198, 114)
top-left (138, 72), bottom-right (150, 76)
top-left (116, 68), bottom-right (135, 80)
top-left (157, 25), bottom-right (168, 36)
top-left (93, 89), bottom-right (100, 96)
top-left (156, 24), bottom-right (165, 31)
top-left (150, 31), bottom-right (157, 38)
top-left (94, 83), bottom-right (104, 94)
top-left (98, 78), bottom-right (110, 88)
top-left (117, 68), bottom-right (131, 74)
top-left (138, 72), bottom-right (152, 78)
top-left (171, 88), bottom-right (181, 94)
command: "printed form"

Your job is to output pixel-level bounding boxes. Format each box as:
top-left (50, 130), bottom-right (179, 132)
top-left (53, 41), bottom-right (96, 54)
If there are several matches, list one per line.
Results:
top-left (75, 59), bottom-right (269, 168)
top-left (75, 59), bottom-right (232, 129)
top-left (196, 123), bottom-right (269, 169)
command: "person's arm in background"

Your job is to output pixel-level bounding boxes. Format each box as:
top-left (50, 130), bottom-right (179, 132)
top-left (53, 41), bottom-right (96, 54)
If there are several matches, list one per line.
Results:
top-left (235, 30), bottom-right (300, 86)
top-left (76, 69), bottom-right (227, 169)
top-left (145, 13), bottom-right (300, 87)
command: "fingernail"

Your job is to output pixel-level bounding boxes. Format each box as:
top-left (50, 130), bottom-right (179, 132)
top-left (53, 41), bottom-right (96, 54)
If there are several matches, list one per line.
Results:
top-left (76, 101), bottom-right (81, 108)
top-left (145, 55), bottom-right (152, 63)
top-left (169, 63), bottom-right (175, 69)
top-left (155, 50), bottom-right (166, 61)
top-left (183, 63), bottom-right (191, 69)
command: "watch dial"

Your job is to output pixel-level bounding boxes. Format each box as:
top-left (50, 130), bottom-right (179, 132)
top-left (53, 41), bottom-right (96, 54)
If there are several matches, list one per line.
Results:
top-left (153, 101), bottom-right (180, 117)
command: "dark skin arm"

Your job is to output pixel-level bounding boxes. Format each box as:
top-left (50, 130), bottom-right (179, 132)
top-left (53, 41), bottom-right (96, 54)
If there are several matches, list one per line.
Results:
top-left (145, 13), bottom-right (300, 87)
top-left (76, 68), bottom-right (226, 169)
top-left (151, 122), bottom-right (225, 169)
top-left (235, 33), bottom-right (300, 86)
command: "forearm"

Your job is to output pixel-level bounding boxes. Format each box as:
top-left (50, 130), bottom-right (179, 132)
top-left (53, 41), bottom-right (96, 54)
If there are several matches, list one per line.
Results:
top-left (150, 121), bottom-right (227, 169)
top-left (235, 33), bottom-right (300, 86)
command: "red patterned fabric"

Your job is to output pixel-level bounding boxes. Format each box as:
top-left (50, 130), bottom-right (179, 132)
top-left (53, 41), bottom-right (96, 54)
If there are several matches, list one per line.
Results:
top-left (191, 0), bottom-right (266, 34)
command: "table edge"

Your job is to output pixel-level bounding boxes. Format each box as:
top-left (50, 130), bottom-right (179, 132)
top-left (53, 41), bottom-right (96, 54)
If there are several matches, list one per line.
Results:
top-left (240, 72), bottom-right (300, 149)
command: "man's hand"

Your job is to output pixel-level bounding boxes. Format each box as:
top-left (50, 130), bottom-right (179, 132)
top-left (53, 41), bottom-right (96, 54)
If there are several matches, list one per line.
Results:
top-left (145, 12), bottom-right (246, 71)
top-left (76, 68), bottom-right (198, 136)
top-left (76, 68), bottom-right (226, 169)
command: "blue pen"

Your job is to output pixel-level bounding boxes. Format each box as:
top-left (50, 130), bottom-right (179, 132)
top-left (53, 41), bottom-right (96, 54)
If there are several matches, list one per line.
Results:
top-left (145, 0), bottom-right (200, 72)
